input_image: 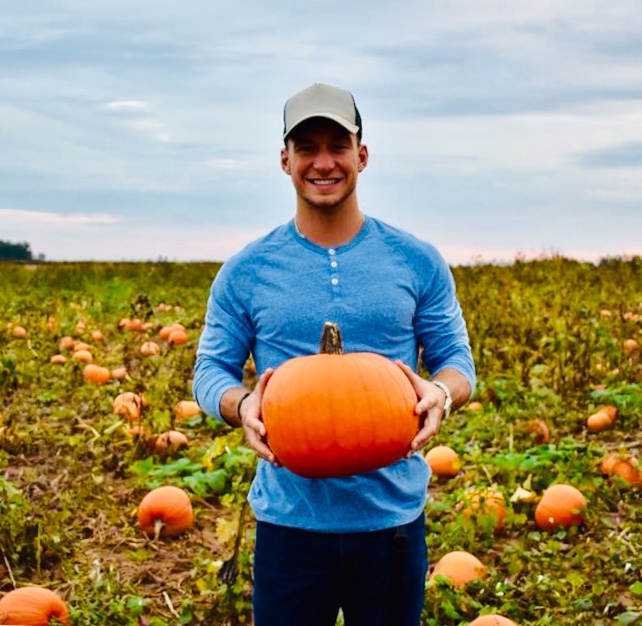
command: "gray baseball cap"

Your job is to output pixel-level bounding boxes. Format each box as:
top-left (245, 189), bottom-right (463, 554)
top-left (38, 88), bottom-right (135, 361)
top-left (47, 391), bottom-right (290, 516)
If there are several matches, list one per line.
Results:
top-left (283, 83), bottom-right (362, 140)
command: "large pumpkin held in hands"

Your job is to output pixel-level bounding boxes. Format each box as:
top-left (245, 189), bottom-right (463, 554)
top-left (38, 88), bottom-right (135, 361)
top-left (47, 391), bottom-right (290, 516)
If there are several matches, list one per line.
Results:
top-left (0, 586), bottom-right (69, 625)
top-left (261, 322), bottom-right (418, 478)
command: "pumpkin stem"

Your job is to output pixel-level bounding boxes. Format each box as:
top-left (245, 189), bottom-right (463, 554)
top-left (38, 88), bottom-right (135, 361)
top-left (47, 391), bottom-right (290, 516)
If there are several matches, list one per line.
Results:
top-left (320, 322), bottom-right (343, 355)
top-left (153, 518), bottom-right (165, 541)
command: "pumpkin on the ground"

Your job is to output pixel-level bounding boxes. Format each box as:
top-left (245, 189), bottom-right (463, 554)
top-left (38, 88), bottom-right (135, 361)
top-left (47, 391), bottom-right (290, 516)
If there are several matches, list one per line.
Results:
top-left (468, 615), bottom-right (518, 625)
top-left (261, 322), bottom-right (418, 478)
top-left (429, 550), bottom-right (486, 588)
top-left (534, 483), bottom-right (586, 531)
top-left (461, 488), bottom-right (506, 533)
top-left (137, 485), bottom-right (194, 538)
top-left (424, 445), bottom-right (460, 477)
top-left (0, 586), bottom-right (69, 625)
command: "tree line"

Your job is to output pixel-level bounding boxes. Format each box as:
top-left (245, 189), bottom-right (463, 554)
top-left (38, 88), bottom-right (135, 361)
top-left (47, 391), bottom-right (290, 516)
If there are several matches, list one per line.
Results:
top-left (0, 240), bottom-right (42, 261)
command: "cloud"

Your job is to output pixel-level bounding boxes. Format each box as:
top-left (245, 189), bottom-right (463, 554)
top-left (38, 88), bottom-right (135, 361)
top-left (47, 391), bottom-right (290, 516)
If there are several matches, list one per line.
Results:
top-left (103, 100), bottom-right (148, 112)
top-left (578, 141), bottom-right (642, 168)
top-left (0, 208), bottom-right (122, 225)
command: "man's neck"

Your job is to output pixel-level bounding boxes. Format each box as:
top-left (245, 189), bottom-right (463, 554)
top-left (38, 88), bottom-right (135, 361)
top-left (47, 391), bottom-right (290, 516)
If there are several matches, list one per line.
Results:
top-left (294, 206), bottom-right (365, 247)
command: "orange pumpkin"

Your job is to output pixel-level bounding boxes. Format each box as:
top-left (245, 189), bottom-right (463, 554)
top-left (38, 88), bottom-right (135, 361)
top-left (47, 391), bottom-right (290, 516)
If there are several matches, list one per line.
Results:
top-left (461, 488), bottom-right (506, 533)
top-left (110, 366), bottom-right (128, 380)
top-left (521, 418), bottom-right (551, 444)
top-left (175, 400), bottom-right (201, 420)
top-left (623, 338), bottom-right (639, 352)
top-left (586, 411), bottom-right (612, 432)
top-left (597, 404), bottom-right (618, 423)
top-left (534, 484), bottom-right (586, 531)
top-left (59, 336), bottom-right (75, 351)
top-left (83, 364), bottom-right (111, 385)
top-left (140, 341), bottom-right (161, 356)
top-left (466, 401), bottom-right (484, 412)
top-left (137, 485), bottom-right (194, 538)
top-left (468, 616), bottom-right (518, 626)
top-left (261, 322), bottom-right (418, 478)
top-left (167, 328), bottom-right (188, 345)
top-left (72, 349), bottom-right (93, 364)
top-left (112, 392), bottom-right (143, 421)
top-left (611, 458), bottom-right (641, 486)
top-left (429, 550), bottom-right (486, 588)
top-left (50, 354), bottom-right (67, 365)
top-left (155, 430), bottom-right (189, 451)
top-left (0, 586), bottom-right (69, 625)
top-left (11, 325), bottom-right (27, 338)
top-left (90, 330), bottom-right (105, 342)
top-left (424, 445), bottom-right (460, 477)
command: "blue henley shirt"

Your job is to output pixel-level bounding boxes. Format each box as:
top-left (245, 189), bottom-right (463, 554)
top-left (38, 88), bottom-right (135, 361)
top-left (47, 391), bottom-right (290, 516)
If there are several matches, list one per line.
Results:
top-left (193, 215), bottom-right (475, 532)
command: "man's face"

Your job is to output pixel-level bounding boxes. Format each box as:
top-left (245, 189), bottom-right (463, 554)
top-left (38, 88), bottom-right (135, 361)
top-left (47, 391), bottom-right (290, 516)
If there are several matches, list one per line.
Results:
top-left (281, 118), bottom-right (368, 212)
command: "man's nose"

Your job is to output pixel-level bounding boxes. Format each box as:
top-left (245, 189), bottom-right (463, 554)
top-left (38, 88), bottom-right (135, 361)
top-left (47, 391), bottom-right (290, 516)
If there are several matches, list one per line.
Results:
top-left (313, 148), bottom-right (335, 171)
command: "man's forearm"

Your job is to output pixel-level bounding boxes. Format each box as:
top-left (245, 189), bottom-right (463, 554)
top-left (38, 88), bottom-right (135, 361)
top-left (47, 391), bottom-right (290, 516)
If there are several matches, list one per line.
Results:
top-left (219, 387), bottom-right (252, 427)
top-left (432, 368), bottom-right (473, 412)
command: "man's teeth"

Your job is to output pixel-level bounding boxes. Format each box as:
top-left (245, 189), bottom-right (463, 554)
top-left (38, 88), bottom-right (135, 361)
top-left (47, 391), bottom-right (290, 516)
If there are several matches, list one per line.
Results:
top-left (312, 179), bottom-right (339, 185)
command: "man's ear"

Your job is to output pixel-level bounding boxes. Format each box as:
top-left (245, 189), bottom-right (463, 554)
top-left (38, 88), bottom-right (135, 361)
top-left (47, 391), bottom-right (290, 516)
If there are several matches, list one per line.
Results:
top-left (281, 148), bottom-right (291, 174)
top-left (357, 143), bottom-right (369, 172)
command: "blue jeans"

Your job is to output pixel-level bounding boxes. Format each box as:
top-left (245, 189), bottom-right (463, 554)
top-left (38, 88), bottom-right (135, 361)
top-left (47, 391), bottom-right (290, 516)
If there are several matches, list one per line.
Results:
top-left (253, 512), bottom-right (428, 626)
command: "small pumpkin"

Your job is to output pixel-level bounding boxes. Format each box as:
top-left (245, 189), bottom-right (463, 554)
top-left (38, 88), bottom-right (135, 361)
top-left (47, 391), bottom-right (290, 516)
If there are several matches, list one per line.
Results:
top-left (461, 488), bottom-right (506, 533)
top-left (534, 484), bottom-right (586, 531)
top-left (465, 401), bottom-right (483, 412)
top-left (112, 392), bottom-right (143, 421)
top-left (11, 325), bottom-right (27, 338)
top-left (167, 328), bottom-right (188, 345)
top-left (59, 336), bottom-right (75, 350)
top-left (0, 586), bottom-right (69, 625)
top-left (140, 341), bottom-right (161, 356)
top-left (597, 404), bottom-right (618, 423)
top-left (83, 364), bottom-right (111, 384)
top-left (611, 459), bottom-right (641, 486)
top-left (429, 550), bottom-right (486, 588)
top-left (262, 322), bottom-right (418, 478)
top-left (155, 430), bottom-right (189, 451)
top-left (50, 354), bottom-right (67, 365)
top-left (73, 342), bottom-right (91, 352)
top-left (175, 400), bottom-right (201, 420)
top-left (110, 366), bottom-right (128, 380)
top-left (468, 616), bottom-right (518, 626)
top-left (424, 445), bottom-right (460, 477)
top-left (137, 485), bottom-right (194, 538)
top-left (587, 411), bottom-right (612, 432)
top-left (521, 418), bottom-right (551, 444)
top-left (90, 330), bottom-right (105, 342)
top-left (623, 338), bottom-right (639, 352)
top-left (72, 349), bottom-right (93, 364)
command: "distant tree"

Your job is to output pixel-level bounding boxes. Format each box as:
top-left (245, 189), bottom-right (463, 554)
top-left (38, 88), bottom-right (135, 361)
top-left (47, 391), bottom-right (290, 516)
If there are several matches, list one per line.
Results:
top-left (0, 240), bottom-right (33, 261)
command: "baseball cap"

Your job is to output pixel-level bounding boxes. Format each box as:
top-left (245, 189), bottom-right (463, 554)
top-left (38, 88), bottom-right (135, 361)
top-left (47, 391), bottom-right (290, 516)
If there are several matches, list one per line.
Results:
top-left (283, 83), bottom-right (362, 140)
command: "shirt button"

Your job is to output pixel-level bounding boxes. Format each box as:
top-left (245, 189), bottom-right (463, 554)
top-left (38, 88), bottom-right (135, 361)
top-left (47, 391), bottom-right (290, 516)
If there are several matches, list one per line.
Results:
top-left (328, 249), bottom-right (336, 256)
top-left (330, 261), bottom-right (338, 268)
top-left (331, 278), bottom-right (339, 286)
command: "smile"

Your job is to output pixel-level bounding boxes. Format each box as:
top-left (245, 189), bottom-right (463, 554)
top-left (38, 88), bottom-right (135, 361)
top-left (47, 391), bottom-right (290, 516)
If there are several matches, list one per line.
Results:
top-left (309, 178), bottom-right (341, 185)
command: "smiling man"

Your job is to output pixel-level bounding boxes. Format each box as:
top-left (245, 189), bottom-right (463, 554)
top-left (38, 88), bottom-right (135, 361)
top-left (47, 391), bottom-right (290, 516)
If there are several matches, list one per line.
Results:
top-left (193, 82), bottom-right (476, 625)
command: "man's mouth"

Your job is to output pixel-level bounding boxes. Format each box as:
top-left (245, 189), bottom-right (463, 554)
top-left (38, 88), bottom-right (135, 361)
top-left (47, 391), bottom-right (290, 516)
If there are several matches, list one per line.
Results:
top-left (309, 178), bottom-right (341, 185)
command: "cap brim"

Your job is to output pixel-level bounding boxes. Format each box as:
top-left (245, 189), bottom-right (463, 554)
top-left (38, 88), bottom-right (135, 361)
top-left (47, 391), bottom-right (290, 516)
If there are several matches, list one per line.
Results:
top-left (284, 113), bottom-right (360, 139)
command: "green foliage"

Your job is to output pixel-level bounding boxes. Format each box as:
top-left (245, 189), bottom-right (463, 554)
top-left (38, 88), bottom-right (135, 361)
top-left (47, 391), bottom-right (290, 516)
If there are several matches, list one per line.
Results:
top-left (0, 258), bottom-right (640, 624)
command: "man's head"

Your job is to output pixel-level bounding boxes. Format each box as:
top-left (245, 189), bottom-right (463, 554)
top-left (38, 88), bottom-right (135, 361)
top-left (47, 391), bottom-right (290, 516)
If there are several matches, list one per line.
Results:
top-left (283, 83), bottom-right (362, 144)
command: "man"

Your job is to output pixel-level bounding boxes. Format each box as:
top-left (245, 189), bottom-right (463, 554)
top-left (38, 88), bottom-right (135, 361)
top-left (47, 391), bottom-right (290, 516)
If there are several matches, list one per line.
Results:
top-left (193, 82), bottom-right (475, 626)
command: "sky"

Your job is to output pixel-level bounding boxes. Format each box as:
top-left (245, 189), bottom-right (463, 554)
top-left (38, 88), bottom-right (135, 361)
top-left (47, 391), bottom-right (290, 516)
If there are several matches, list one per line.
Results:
top-left (1, 1), bottom-right (641, 266)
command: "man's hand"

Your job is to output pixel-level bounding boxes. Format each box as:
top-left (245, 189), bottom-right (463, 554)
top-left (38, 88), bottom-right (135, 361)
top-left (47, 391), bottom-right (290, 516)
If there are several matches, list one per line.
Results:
top-left (238, 368), bottom-right (278, 464)
top-left (395, 361), bottom-right (447, 456)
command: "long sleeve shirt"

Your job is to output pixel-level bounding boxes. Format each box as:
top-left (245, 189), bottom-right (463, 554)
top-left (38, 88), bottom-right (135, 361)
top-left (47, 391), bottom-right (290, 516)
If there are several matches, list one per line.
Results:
top-left (193, 215), bottom-right (475, 532)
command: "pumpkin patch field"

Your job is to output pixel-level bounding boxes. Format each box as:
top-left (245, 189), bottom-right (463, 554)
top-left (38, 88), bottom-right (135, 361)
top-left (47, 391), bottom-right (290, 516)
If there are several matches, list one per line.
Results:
top-left (0, 257), bottom-right (641, 625)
